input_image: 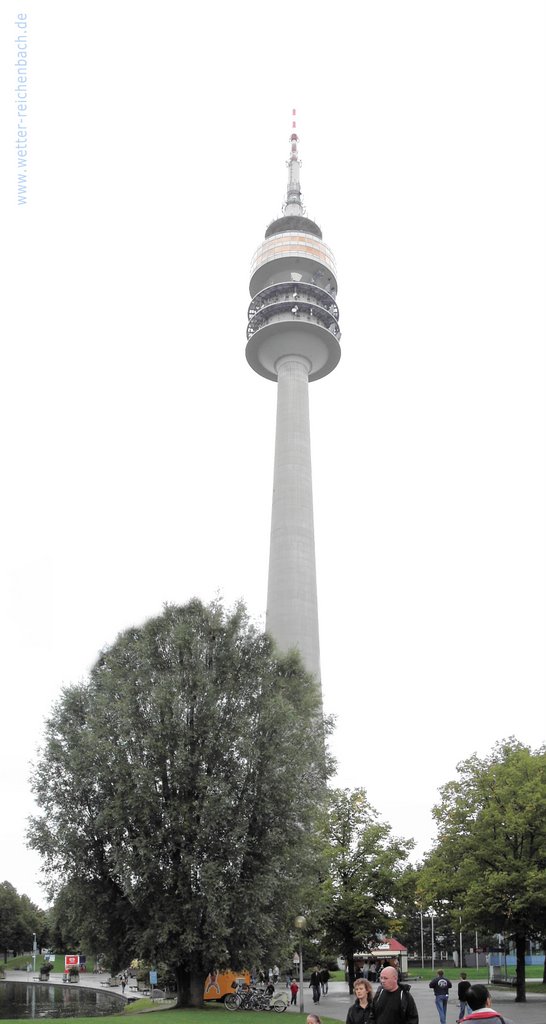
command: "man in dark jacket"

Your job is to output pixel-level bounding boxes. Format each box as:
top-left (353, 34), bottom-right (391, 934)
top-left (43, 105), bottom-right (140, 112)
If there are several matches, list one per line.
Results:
top-left (347, 979), bottom-right (373, 1024)
top-left (309, 967), bottom-right (321, 1004)
top-left (429, 969), bottom-right (452, 1024)
top-left (373, 966), bottom-right (419, 1024)
top-left (457, 973), bottom-right (471, 1021)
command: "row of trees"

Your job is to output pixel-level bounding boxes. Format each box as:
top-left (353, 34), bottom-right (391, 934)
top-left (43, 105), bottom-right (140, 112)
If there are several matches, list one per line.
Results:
top-left (23, 599), bottom-right (546, 1006)
top-left (0, 881), bottom-right (48, 962)
top-left (418, 738), bottom-right (546, 1002)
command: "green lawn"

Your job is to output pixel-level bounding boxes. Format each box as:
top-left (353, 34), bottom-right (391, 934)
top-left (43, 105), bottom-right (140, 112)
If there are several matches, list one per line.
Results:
top-left (79, 1012), bottom-right (340, 1024)
top-left (1, 954), bottom-right (47, 971)
top-left (407, 966), bottom-right (544, 981)
top-left (1, 954), bottom-right (95, 973)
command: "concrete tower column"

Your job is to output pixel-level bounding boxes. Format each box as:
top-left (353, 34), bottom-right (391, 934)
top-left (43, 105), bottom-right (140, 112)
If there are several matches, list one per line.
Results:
top-left (267, 355), bottom-right (321, 684)
top-left (246, 112), bottom-right (341, 697)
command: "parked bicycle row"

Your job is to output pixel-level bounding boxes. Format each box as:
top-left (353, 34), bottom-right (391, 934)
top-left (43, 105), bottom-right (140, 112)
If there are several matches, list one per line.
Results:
top-left (224, 980), bottom-right (288, 1012)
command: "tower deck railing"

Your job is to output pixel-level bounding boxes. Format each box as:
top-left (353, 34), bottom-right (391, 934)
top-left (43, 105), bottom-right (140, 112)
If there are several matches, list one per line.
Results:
top-left (248, 280), bottom-right (339, 320)
top-left (246, 301), bottom-right (341, 341)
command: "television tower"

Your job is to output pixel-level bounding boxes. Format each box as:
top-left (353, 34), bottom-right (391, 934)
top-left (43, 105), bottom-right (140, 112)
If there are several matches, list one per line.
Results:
top-left (246, 112), bottom-right (341, 694)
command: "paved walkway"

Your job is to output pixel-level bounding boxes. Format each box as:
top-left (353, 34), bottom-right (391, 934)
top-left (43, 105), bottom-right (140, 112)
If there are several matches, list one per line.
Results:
top-left (3, 973), bottom-right (545, 1024)
top-left (284, 980), bottom-right (546, 1024)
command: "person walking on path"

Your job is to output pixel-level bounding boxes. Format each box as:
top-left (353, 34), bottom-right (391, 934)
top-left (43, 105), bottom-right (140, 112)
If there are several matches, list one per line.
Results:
top-left (346, 978), bottom-right (374, 1024)
top-left (320, 968), bottom-right (330, 996)
top-left (373, 966), bottom-right (418, 1024)
top-left (290, 979), bottom-right (299, 1006)
top-left (429, 969), bottom-right (452, 1024)
top-left (457, 973), bottom-right (471, 1021)
top-left (458, 984), bottom-right (514, 1024)
top-left (309, 967), bottom-right (321, 1004)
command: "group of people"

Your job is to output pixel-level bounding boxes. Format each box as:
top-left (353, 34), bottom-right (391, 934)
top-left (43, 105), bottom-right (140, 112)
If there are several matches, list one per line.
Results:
top-left (428, 969), bottom-right (513, 1024)
top-left (345, 966), bottom-right (512, 1024)
top-left (286, 966), bottom-right (330, 1007)
top-left (354, 959), bottom-right (391, 983)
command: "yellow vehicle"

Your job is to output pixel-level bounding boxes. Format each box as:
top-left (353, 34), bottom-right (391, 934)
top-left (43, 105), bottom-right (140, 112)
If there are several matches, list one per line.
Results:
top-left (203, 970), bottom-right (250, 1001)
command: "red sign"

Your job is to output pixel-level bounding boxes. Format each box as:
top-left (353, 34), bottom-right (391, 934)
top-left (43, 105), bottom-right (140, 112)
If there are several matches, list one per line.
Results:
top-left (65, 955), bottom-right (79, 968)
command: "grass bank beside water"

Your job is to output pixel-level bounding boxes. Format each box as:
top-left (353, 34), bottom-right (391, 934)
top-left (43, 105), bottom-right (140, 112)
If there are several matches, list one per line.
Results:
top-left (84, 1013), bottom-right (341, 1024)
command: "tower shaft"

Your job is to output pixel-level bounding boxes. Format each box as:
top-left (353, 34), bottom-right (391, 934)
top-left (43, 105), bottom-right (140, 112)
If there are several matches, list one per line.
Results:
top-left (247, 113), bottom-right (341, 694)
top-left (266, 356), bottom-right (321, 684)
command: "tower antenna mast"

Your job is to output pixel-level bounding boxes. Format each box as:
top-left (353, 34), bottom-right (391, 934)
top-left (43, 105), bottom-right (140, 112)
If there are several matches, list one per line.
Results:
top-left (284, 108), bottom-right (304, 215)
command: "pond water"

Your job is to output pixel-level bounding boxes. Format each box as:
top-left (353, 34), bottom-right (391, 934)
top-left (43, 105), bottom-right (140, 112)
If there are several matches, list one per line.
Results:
top-left (0, 982), bottom-right (124, 1019)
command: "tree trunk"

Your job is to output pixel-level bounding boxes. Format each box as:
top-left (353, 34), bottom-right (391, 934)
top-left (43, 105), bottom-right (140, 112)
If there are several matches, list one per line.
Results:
top-left (542, 945), bottom-right (546, 985)
top-left (175, 965), bottom-right (204, 1008)
top-left (346, 942), bottom-right (355, 994)
top-left (514, 931), bottom-right (526, 1003)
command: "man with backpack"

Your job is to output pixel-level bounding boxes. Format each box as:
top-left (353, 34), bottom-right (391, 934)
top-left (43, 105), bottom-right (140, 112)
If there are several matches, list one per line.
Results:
top-left (373, 966), bottom-right (419, 1024)
top-left (429, 969), bottom-right (452, 1023)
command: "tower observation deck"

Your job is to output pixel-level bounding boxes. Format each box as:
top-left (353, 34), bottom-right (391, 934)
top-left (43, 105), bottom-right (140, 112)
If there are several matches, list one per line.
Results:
top-left (246, 112), bottom-right (341, 695)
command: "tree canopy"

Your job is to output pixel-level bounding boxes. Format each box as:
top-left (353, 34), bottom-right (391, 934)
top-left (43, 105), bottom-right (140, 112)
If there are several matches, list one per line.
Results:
top-left (27, 599), bottom-right (329, 1004)
top-left (419, 738), bottom-right (546, 1001)
top-left (318, 788), bottom-right (414, 990)
top-left (0, 881), bottom-right (47, 962)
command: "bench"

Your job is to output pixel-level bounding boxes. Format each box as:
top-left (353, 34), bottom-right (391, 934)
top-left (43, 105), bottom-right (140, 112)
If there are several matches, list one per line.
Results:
top-left (127, 981), bottom-right (151, 995)
top-left (491, 977), bottom-right (517, 987)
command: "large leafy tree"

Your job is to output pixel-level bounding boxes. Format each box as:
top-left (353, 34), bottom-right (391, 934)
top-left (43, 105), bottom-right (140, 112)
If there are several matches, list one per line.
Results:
top-left (319, 788), bottom-right (414, 991)
top-left (27, 599), bottom-right (329, 1005)
top-left (420, 739), bottom-right (546, 1002)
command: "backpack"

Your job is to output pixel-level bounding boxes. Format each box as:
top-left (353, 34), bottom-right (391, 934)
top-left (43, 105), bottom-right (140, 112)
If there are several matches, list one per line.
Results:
top-left (460, 1016), bottom-right (505, 1024)
top-left (373, 988), bottom-right (409, 1018)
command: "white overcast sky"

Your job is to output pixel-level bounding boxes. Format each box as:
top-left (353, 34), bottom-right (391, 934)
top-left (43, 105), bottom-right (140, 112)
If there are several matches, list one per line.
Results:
top-left (1, 1), bottom-right (545, 909)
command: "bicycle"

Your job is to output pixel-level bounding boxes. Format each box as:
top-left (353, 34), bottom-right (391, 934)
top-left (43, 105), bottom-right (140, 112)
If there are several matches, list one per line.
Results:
top-left (224, 981), bottom-right (253, 1011)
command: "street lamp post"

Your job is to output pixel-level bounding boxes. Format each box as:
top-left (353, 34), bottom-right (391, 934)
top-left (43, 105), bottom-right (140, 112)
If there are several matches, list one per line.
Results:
top-left (430, 913), bottom-right (435, 970)
top-left (419, 912), bottom-right (424, 971)
top-left (294, 916), bottom-right (306, 1014)
top-left (32, 933), bottom-right (37, 973)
